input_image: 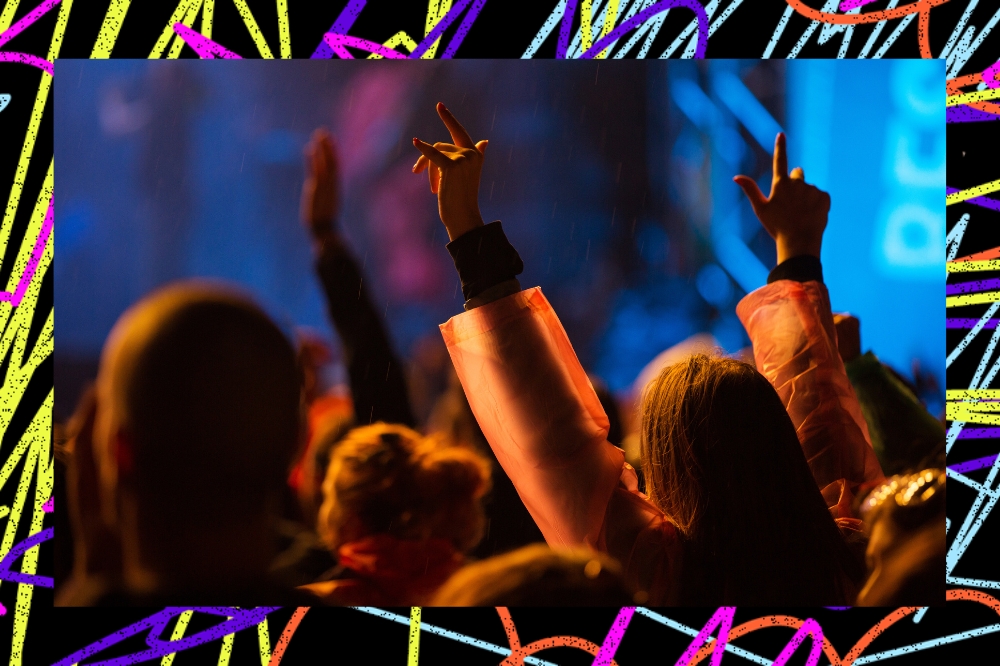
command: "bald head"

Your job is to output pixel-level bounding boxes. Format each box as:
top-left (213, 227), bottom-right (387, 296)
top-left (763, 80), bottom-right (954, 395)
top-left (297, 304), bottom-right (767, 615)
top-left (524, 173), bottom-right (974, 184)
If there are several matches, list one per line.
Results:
top-left (96, 282), bottom-right (301, 543)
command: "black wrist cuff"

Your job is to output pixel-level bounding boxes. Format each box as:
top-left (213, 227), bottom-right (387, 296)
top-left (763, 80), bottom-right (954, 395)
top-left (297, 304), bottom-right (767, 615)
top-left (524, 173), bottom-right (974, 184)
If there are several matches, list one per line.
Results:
top-left (446, 221), bottom-right (524, 301)
top-left (768, 255), bottom-right (823, 285)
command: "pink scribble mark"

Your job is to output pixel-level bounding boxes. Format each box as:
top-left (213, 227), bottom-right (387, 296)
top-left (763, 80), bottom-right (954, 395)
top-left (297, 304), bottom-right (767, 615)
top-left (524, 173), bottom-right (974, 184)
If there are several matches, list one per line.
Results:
top-left (0, 198), bottom-right (52, 307)
top-left (43, 496), bottom-right (53, 513)
top-left (172, 23), bottom-right (242, 59)
top-left (0, 51), bottom-right (52, 75)
top-left (773, 618), bottom-right (824, 666)
top-left (323, 32), bottom-right (407, 59)
top-left (0, 603), bottom-right (5, 616)
top-left (982, 59), bottom-right (1000, 90)
top-left (675, 607), bottom-right (736, 666)
top-left (591, 607), bottom-right (635, 666)
top-left (0, 0), bottom-right (61, 50)
top-left (839, 0), bottom-right (877, 10)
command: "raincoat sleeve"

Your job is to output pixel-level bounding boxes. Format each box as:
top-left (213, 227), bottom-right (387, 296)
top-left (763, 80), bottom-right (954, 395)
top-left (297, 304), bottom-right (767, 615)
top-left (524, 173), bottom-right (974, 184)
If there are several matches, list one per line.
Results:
top-left (439, 286), bottom-right (627, 548)
top-left (736, 279), bottom-right (885, 517)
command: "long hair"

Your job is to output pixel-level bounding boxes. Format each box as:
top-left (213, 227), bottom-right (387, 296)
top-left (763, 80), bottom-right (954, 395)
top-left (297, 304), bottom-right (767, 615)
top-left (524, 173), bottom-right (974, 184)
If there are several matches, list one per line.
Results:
top-left (640, 354), bottom-right (859, 605)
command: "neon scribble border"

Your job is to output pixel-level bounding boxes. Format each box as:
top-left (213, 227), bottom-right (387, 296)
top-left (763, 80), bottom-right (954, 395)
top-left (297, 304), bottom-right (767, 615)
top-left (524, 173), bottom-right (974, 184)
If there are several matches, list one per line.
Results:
top-left (0, 0), bottom-right (991, 663)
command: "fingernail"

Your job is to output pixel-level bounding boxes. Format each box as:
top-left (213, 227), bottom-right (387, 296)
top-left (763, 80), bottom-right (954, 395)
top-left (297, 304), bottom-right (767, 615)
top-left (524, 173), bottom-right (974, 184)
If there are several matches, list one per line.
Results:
top-left (412, 137), bottom-right (419, 144)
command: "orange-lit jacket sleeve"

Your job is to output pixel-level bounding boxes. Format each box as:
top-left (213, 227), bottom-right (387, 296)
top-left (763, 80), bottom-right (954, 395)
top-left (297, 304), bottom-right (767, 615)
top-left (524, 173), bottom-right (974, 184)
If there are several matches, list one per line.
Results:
top-left (439, 287), bottom-right (627, 548)
top-left (736, 280), bottom-right (885, 516)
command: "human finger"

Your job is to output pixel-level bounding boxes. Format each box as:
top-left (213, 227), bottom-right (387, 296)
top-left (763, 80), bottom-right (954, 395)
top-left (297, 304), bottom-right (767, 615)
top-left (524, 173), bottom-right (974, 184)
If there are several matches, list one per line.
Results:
top-left (436, 102), bottom-right (475, 149)
top-left (733, 175), bottom-right (768, 216)
top-left (773, 132), bottom-right (788, 181)
top-left (790, 166), bottom-right (804, 180)
top-left (475, 139), bottom-right (489, 155)
top-left (413, 138), bottom-right (451, 169)
top-left (413, 154), bottom-right (429, 174)
top-left (429, 163), bottom-right (441, 194)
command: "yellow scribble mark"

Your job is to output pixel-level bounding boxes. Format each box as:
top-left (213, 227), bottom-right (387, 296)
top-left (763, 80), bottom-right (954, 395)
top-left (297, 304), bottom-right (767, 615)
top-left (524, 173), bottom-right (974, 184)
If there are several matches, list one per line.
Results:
top-left (947, 87), bottom-right (1000, 107)
top-left (161, 611), bottom-right (195, 666)
top-left (233, 0), bottom-right (275, 58)
top-left (90, 0), bottom-right (132, 58)
top-left (149, 0), bottom-right (201, 59)
top-left (257, 618), bottom-right (272, 666)
top-left (947, 178), bottom-right (1000, 205)
top-left (276, 0), bottom-right (291, 58)
top-left (947, 291), bottom-right (1000, 307)
top-left (947, 259), bottom-right (1000, 273)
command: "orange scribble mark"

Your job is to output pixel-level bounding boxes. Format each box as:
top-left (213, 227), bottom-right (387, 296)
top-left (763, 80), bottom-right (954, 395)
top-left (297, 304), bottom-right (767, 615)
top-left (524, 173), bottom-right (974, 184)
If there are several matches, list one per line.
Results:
top-left (266, 607), bottom-right (310, 666)
top-left (495, 607), bottom-right (621, 666)
top-left (681, 589), bottom-right (1000, 666)
top-left (785, 0), bottom-right (948, 60)
top-left (786, 0), bottom-right (948, 25)
top-left (948, 70), bottom-right (1000, 116)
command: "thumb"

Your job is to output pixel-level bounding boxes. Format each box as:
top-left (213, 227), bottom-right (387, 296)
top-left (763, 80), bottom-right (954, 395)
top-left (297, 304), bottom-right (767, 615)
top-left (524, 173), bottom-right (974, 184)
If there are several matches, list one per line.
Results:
top-left (476, 139), bottom-right (488, 155)
top-left (733, 175), bottom-right (767, 215)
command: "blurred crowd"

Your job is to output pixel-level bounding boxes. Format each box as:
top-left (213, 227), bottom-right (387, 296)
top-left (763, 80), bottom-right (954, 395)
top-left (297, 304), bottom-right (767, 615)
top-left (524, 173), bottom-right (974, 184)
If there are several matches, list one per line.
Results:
top-left (54, 105), bottom-right (944, 608)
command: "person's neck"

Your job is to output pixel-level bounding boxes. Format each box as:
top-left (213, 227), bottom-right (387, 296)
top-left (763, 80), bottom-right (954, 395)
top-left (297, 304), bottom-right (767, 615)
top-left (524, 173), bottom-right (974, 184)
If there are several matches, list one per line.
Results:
top-left (123, 510), bottom-right (277, 598)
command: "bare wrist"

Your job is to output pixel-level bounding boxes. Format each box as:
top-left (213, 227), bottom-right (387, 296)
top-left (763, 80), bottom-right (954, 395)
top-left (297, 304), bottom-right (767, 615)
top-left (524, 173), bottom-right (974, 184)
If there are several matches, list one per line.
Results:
top-left (775, 236), bottom-right (822, 265)
top-left (444, 212), bottom-right (485, 242)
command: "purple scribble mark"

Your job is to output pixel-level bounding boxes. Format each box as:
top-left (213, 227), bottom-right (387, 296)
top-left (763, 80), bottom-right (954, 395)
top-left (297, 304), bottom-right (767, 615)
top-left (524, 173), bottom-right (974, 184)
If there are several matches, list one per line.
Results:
top-left (43, 496), bottom-right (53, 513)
top-left (0, 527), bottom-right (53, 587)
top-left (591, 607), bottom-right (635, 666)
top-left (948, 279), bottom-right (1000, 296)
top-left (772, 618), bottom-right (824, 666)
top-left (675, 606), bottom-right (735, 666)
top-left (323, 33), bottom-right (406, 59)
top-left (947, 187), bottom-right (1000, 212)
top-left (0, 51), bottom-right (53, 76)
top-left (0, 0), bottom-right (61, 50)
top-left (172, 24), bottom-right (242, 58)
top-left (949, 454), bottom-right (999, 473)
top-left (825, 606), bottom-right (851, 610)
top-left (53, 607), bottom-right (280, 666)
top-left (408, 0), bottom-right (487, 59)
top-left (948, 319), bottom-right (1000, 329)
top-left (312, 0), bottom-right (486, 60)
top-left (948, 105), bottom-right (1000, 123)
top-left (0, 199), bottom-right (51, 306)
top-left (311, 0), bottom-right (366, 58)
top-left (957, 427), bottom-right (1000, 439)
top-left (839, 0), bottom-right (876, 10)
top-left (982, 58), bottom-right (1000, 89)
top-left (560, 0), bottom-right (708, 59)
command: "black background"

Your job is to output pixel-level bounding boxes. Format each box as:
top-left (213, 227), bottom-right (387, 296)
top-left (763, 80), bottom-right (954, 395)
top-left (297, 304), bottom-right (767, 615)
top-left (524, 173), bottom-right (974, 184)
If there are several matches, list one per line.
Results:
top-left (0, 0), bottom-right (994, 663)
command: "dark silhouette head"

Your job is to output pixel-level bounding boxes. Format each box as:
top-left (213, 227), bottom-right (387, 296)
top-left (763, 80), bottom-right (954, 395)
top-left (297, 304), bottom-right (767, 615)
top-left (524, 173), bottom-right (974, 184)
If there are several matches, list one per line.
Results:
top-left (95, 281), bottom-right (302, 595)
top-left (640, 353), bottom-right (860, 605)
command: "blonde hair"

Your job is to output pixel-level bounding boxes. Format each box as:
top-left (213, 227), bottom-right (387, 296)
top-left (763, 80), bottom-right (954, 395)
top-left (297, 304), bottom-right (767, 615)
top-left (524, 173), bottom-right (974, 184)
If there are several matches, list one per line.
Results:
top-left (318, 423), bottom-right (491, 552)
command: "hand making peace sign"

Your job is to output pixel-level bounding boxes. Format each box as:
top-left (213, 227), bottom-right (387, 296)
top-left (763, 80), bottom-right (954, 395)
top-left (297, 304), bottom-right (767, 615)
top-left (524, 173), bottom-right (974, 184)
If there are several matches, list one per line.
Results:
top-left (412, 103), bottom-right (488, 242)
top-left (733, 133), bottom-right (831, 265)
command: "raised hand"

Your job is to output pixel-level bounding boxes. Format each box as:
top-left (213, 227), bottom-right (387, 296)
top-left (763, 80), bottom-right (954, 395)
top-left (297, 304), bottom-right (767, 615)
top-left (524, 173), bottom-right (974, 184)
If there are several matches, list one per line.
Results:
top-left (733, 133), bottom-right (831, 264)
top-left (412, 102), bottom-right (488, 242)
top-left (301, 128), bottom-right (340, 239)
